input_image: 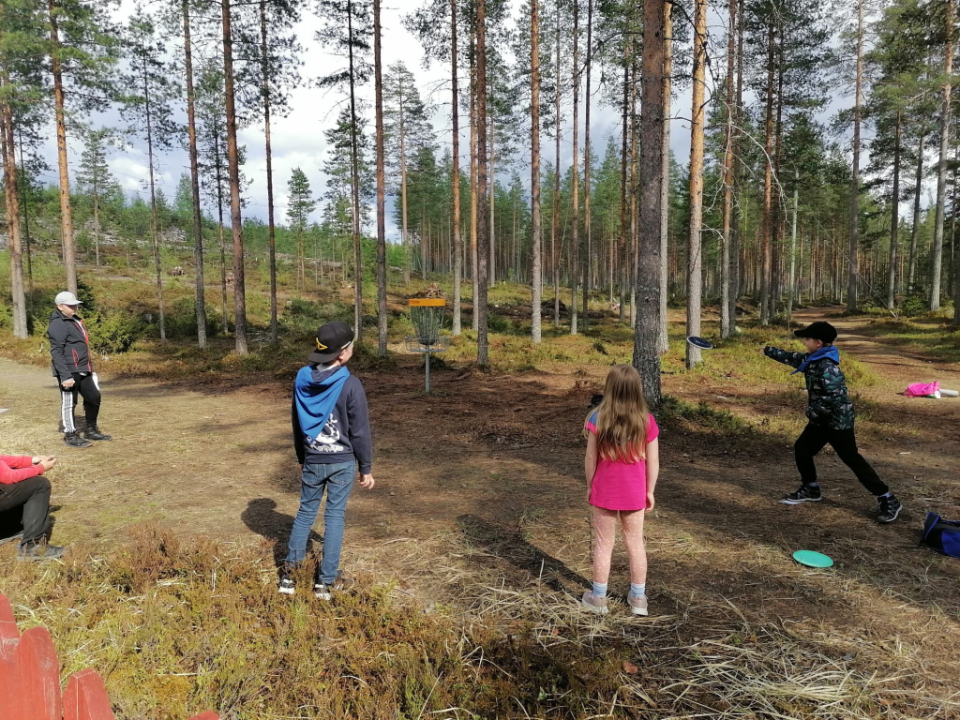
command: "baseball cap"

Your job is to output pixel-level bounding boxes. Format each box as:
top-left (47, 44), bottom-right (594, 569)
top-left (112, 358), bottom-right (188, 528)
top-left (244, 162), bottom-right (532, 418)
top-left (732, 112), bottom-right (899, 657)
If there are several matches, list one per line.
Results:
top-left (54, 291), bottom-right (82, 306)
top-left (794, 321), bottom-right (837, 344)
top-left (308, 321), bottom-right (355, 364)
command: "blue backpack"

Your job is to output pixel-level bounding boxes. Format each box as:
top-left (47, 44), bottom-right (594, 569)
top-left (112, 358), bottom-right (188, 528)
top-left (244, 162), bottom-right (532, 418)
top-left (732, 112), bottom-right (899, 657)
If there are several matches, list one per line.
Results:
top-left (920, 513), bottom-right (960, 559)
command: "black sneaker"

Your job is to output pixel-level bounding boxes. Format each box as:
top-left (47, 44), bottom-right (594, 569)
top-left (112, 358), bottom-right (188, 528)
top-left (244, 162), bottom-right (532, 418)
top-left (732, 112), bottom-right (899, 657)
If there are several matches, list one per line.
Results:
top-left (0, 531), bottom-right (23, 547)
top-left (84, 426), bottom-right (112, 441)
top-left (877, 495), bottom-right (903, 524)
top-left (17, 542), bottom-right (66, 561)
top-left (278, 576), bottom-right (296, 596)
top-left (780, 484), bottom-right (822, 505)
top-left (314, 572), bottom-right (352, 601)
top-left (64, 432), bottom-right (92, 448)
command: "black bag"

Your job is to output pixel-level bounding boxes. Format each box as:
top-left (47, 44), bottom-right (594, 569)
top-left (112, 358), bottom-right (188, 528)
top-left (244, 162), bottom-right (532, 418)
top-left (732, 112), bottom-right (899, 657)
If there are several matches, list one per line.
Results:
top-left (920, 512), bottom-right (960, 559)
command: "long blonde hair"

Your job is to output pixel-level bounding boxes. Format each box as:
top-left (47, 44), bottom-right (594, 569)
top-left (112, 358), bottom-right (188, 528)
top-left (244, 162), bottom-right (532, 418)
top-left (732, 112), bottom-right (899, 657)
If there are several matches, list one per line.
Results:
top-left (585, 364), bottom-right (651, 463)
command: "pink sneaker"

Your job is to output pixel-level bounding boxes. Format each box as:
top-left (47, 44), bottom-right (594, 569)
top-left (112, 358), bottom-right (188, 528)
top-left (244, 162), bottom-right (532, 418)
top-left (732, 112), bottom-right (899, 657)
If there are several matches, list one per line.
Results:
top-left (628, 593), bottom-right (648, 616)
top-left (581, 591), bottom-right (609, 614)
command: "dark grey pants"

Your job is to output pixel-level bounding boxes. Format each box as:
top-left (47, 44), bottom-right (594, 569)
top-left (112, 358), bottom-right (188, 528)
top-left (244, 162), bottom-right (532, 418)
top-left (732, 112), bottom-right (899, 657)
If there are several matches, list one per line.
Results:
top-left (795, 424), bottom-right (889, 496)
top-left (0, 476), bottom-right (51, 544)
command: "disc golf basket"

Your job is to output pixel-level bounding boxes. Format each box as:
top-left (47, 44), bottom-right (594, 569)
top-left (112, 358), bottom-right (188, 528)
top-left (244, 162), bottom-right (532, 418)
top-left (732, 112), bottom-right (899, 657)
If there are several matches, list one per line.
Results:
top-left (405, 298), bottom-right (450, 393)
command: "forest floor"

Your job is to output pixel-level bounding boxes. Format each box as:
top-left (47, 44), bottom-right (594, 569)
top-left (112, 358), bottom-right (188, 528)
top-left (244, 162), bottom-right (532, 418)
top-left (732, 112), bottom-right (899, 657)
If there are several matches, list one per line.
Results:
top-left (1, 293), bottom-right (960, 718)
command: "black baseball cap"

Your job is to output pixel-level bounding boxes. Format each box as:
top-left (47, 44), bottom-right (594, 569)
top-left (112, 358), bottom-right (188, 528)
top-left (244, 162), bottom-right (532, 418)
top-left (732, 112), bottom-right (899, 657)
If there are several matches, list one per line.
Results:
top-left (308, 321), bottom-right (355, 364)
top-left (794, 321), bottom-right (837, 344)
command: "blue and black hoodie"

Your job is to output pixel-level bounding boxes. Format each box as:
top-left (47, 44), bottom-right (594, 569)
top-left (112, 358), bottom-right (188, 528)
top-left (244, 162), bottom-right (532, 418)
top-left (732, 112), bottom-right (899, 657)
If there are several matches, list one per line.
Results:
top-left (291, 365), bottom-right (373, 472)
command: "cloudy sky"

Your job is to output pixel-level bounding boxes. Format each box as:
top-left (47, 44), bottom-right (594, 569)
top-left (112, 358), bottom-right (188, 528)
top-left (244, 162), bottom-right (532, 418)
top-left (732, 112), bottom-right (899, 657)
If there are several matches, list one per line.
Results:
top-left (28, 1), bottom-right (875, 243)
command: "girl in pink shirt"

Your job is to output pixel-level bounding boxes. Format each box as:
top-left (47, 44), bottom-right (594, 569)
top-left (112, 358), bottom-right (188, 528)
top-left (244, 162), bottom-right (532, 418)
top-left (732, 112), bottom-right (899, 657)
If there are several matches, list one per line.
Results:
top-left (582, 365), bottom-right (660, 616)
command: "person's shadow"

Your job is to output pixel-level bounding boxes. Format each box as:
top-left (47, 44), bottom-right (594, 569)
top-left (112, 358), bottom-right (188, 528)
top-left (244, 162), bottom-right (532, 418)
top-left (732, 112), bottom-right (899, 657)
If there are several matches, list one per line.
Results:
top-left (457, 514), bottom-right (589, 594)
top-left (242, 498), bottom-right (323, 566)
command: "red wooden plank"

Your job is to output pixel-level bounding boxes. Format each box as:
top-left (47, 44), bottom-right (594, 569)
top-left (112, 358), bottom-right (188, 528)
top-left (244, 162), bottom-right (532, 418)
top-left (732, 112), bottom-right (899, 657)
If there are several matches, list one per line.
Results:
top-left (62, 669), bottom-right (115, 720)
top-left (0, 594), bottom-right (19, 650)
top-left (0, 651), bottom-right (24, 720)
top-left (186, 713), bottom-right (219, 720)
top-left (16, 627), bottom-right (61, 720)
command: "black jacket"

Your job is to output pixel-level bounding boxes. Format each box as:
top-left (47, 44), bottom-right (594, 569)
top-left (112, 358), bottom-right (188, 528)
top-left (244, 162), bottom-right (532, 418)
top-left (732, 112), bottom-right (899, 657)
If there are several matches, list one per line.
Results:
top-left (48, 310), bottom-right (94, 378)
top-left (763, 346), bottom-right (856, 430)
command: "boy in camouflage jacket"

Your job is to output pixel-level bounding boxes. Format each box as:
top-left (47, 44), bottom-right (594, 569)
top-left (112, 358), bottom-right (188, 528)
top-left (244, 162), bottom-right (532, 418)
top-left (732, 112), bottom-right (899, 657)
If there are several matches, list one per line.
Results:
top-left (763, 321), bottom-right (903, 524)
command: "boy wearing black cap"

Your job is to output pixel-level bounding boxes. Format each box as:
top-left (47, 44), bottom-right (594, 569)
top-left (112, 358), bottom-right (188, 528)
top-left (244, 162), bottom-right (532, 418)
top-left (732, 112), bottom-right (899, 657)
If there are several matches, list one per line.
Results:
top-left (281, 321), bottom-right (376, 598)
top-left (763, 321), bottom-right (902, 523)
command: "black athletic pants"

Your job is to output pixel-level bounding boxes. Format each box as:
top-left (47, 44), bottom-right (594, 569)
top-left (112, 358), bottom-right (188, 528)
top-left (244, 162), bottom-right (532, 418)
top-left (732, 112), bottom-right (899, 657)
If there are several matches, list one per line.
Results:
top-left (794, 423), bottom-right (889, 496)
top-left (59, 372), bottom-right (100, 433)
top-left (0, 476), bottom-right (51, 544)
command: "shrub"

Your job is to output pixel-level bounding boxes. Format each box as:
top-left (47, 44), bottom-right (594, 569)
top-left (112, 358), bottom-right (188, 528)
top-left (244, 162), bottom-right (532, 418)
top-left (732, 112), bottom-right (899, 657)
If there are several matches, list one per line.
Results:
top-left (85, 311), bottom-right (145, 354)
top-left (898, 294), bottom-right (927, 318)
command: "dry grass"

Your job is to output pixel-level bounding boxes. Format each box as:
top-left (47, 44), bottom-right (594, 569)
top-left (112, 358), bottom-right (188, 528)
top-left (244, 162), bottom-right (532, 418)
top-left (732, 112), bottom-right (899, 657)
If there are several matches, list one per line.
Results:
top-left (3, 528), bottom-right (953, 720)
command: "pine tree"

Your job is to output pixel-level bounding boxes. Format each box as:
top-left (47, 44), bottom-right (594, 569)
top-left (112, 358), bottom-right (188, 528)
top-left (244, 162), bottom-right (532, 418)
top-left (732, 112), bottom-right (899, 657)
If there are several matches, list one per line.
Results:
top-left (44, 0), bottom-right (120, 295)
top-left (634, 0), bottom-right (664, 405)
top-left (317, 0), bottom-right (374, 341)
top-left (121, 7), bottom-right (181, 341)
top-left (76, 128), bottom-right (118, 269)
top-left (287, 167), bottom-right (317, 290)
top-left (384, 61), bottom-right (432, 284)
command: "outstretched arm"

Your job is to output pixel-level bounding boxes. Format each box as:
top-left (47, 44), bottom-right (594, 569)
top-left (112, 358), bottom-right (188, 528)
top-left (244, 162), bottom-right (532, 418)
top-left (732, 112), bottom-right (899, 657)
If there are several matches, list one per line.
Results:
top-left (584, 433), bottom-right (598, 503)
top-left (763, 346), bottom-right (805, 369)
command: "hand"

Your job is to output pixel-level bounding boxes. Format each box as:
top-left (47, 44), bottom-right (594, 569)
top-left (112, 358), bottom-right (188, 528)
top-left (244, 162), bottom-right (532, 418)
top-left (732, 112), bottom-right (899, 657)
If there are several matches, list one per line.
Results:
top-left (645, 493), bottom-right (655, 513)
top-left (61, 378), bottom-right (75, 389)
top-left (760, 346), bottom-right (768, 357)
top-left (32, 456), bottom-right (41, 465)
top-left (359, 473), bottom-right (375, 489)
top-left (40, 456), bottom-right (57, 473)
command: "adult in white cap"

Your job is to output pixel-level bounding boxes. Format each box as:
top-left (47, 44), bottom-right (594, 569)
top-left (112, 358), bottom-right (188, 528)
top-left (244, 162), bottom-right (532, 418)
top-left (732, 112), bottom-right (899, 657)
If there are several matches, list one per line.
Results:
top-left (47, 291), bottom-right (111, 448)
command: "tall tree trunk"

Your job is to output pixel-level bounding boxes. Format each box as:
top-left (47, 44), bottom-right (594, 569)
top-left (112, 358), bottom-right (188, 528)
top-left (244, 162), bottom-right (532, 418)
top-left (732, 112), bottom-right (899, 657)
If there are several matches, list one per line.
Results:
top-left (786, 168), bottom-right (799, 320)
top-left (931, 0), bottom-right (954, 311)
top-left (48, 0), bottom-right (76, 294)
top-left (489, 119), bottom-right (495, 287)
top-left (657, 1), bottom-right (672, 352)
top-left (582, 0), bottom-right (593, 332)
top-left (553, 7), bottom-right (562, 328)
top-left (374, 0), bottom-right (387, 355)
top-left (451, 0), bottom-right (462, 335)
top-left (1, 72), bottom-right (27, 338)
top-left (259, 0), bottom-right (278, 343)
top-left (760, 15), bottom-right (775, 325)
top-left (848, 0), bottom-right (864, 312)
top-left (888, 111), bottom-right (902, 310)
top-left (619, 57), bottom-right (629, 324)
top-left (531, 0), bottom-right (543, 343)
top-left (634, 0), bottom-right (664, 405)
top-left (470, 65), bottom-right (479, 331)
top-left (686, 0), bottom-right (706, 369)
top-left (214, 129), bottom-right (228, 332)
top-left (908, 133), bottom-right (925, 289)
top-left (401, 89), bottom-right (410, 284)
top-left (720, 0), bottom-right (736, 338)
top-left (222, 0), bottom-right (248, 354)
top-left (476, 0), bottom-right (490, 365)
top-left (347, 0), bottom-right (364, 340)
top-left (183, 0), bottom-right (207, 349)
top-left (17, 134), bottom-right (33, 296)
top-left (142, 56), bottom-right (167, 341)
top-left (570, 0), bottom-right (580, 335)
top-left (730, 0), bottom-right (743, 330)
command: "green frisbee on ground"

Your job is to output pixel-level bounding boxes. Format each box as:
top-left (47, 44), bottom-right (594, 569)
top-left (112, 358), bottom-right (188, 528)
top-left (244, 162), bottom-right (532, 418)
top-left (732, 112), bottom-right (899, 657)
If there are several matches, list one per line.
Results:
top-left (793, 550), bottom-right (834, 568)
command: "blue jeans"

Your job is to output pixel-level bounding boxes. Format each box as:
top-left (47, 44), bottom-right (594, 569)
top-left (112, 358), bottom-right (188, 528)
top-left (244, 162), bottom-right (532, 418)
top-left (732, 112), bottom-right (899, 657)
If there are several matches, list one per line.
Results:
top-left (285, 461), bottom-right (356, 583)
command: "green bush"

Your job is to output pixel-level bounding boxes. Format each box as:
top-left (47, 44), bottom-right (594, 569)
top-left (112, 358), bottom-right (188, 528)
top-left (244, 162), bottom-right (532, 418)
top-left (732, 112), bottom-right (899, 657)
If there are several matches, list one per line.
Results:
top-left (85, 311), bottom-right (144, 354)
top-left (280, 297), bottom-right (352, 336)
top-left (898, 294), bottom-right (927, 318)
top-left (161, 298), bottom-right (222, 340)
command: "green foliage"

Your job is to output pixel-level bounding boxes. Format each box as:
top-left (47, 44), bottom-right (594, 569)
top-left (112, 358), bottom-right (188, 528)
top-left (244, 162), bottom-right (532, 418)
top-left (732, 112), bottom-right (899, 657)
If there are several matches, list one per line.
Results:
top-left (280, 298), bottom-right (353, 337)
top-left (84, 311), bottom-right (145, 355)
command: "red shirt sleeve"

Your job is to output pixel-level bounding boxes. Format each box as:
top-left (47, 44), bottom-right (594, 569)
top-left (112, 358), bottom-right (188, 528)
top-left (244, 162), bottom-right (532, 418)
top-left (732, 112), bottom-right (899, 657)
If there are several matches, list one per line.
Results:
top-left (0, 456), bottom-right (44, 485)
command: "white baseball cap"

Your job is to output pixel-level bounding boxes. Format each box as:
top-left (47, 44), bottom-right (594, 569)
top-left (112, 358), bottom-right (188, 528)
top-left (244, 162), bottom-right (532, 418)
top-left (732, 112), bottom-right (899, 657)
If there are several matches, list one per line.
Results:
top-left (54, 291), bottom-right (82, 306)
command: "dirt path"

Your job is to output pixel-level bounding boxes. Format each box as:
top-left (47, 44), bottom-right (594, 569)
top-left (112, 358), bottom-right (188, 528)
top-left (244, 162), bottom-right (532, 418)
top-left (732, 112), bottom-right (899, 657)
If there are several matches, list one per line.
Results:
top-left (2, 313), bottom-right (959, 708)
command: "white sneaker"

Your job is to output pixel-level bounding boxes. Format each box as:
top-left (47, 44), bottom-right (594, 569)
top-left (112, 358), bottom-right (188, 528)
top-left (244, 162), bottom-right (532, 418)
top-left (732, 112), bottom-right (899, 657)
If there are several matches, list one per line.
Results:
top-left (627, 593), bottom-right (648, 616)
top-left (581, 591), bottom-right (609, 614)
